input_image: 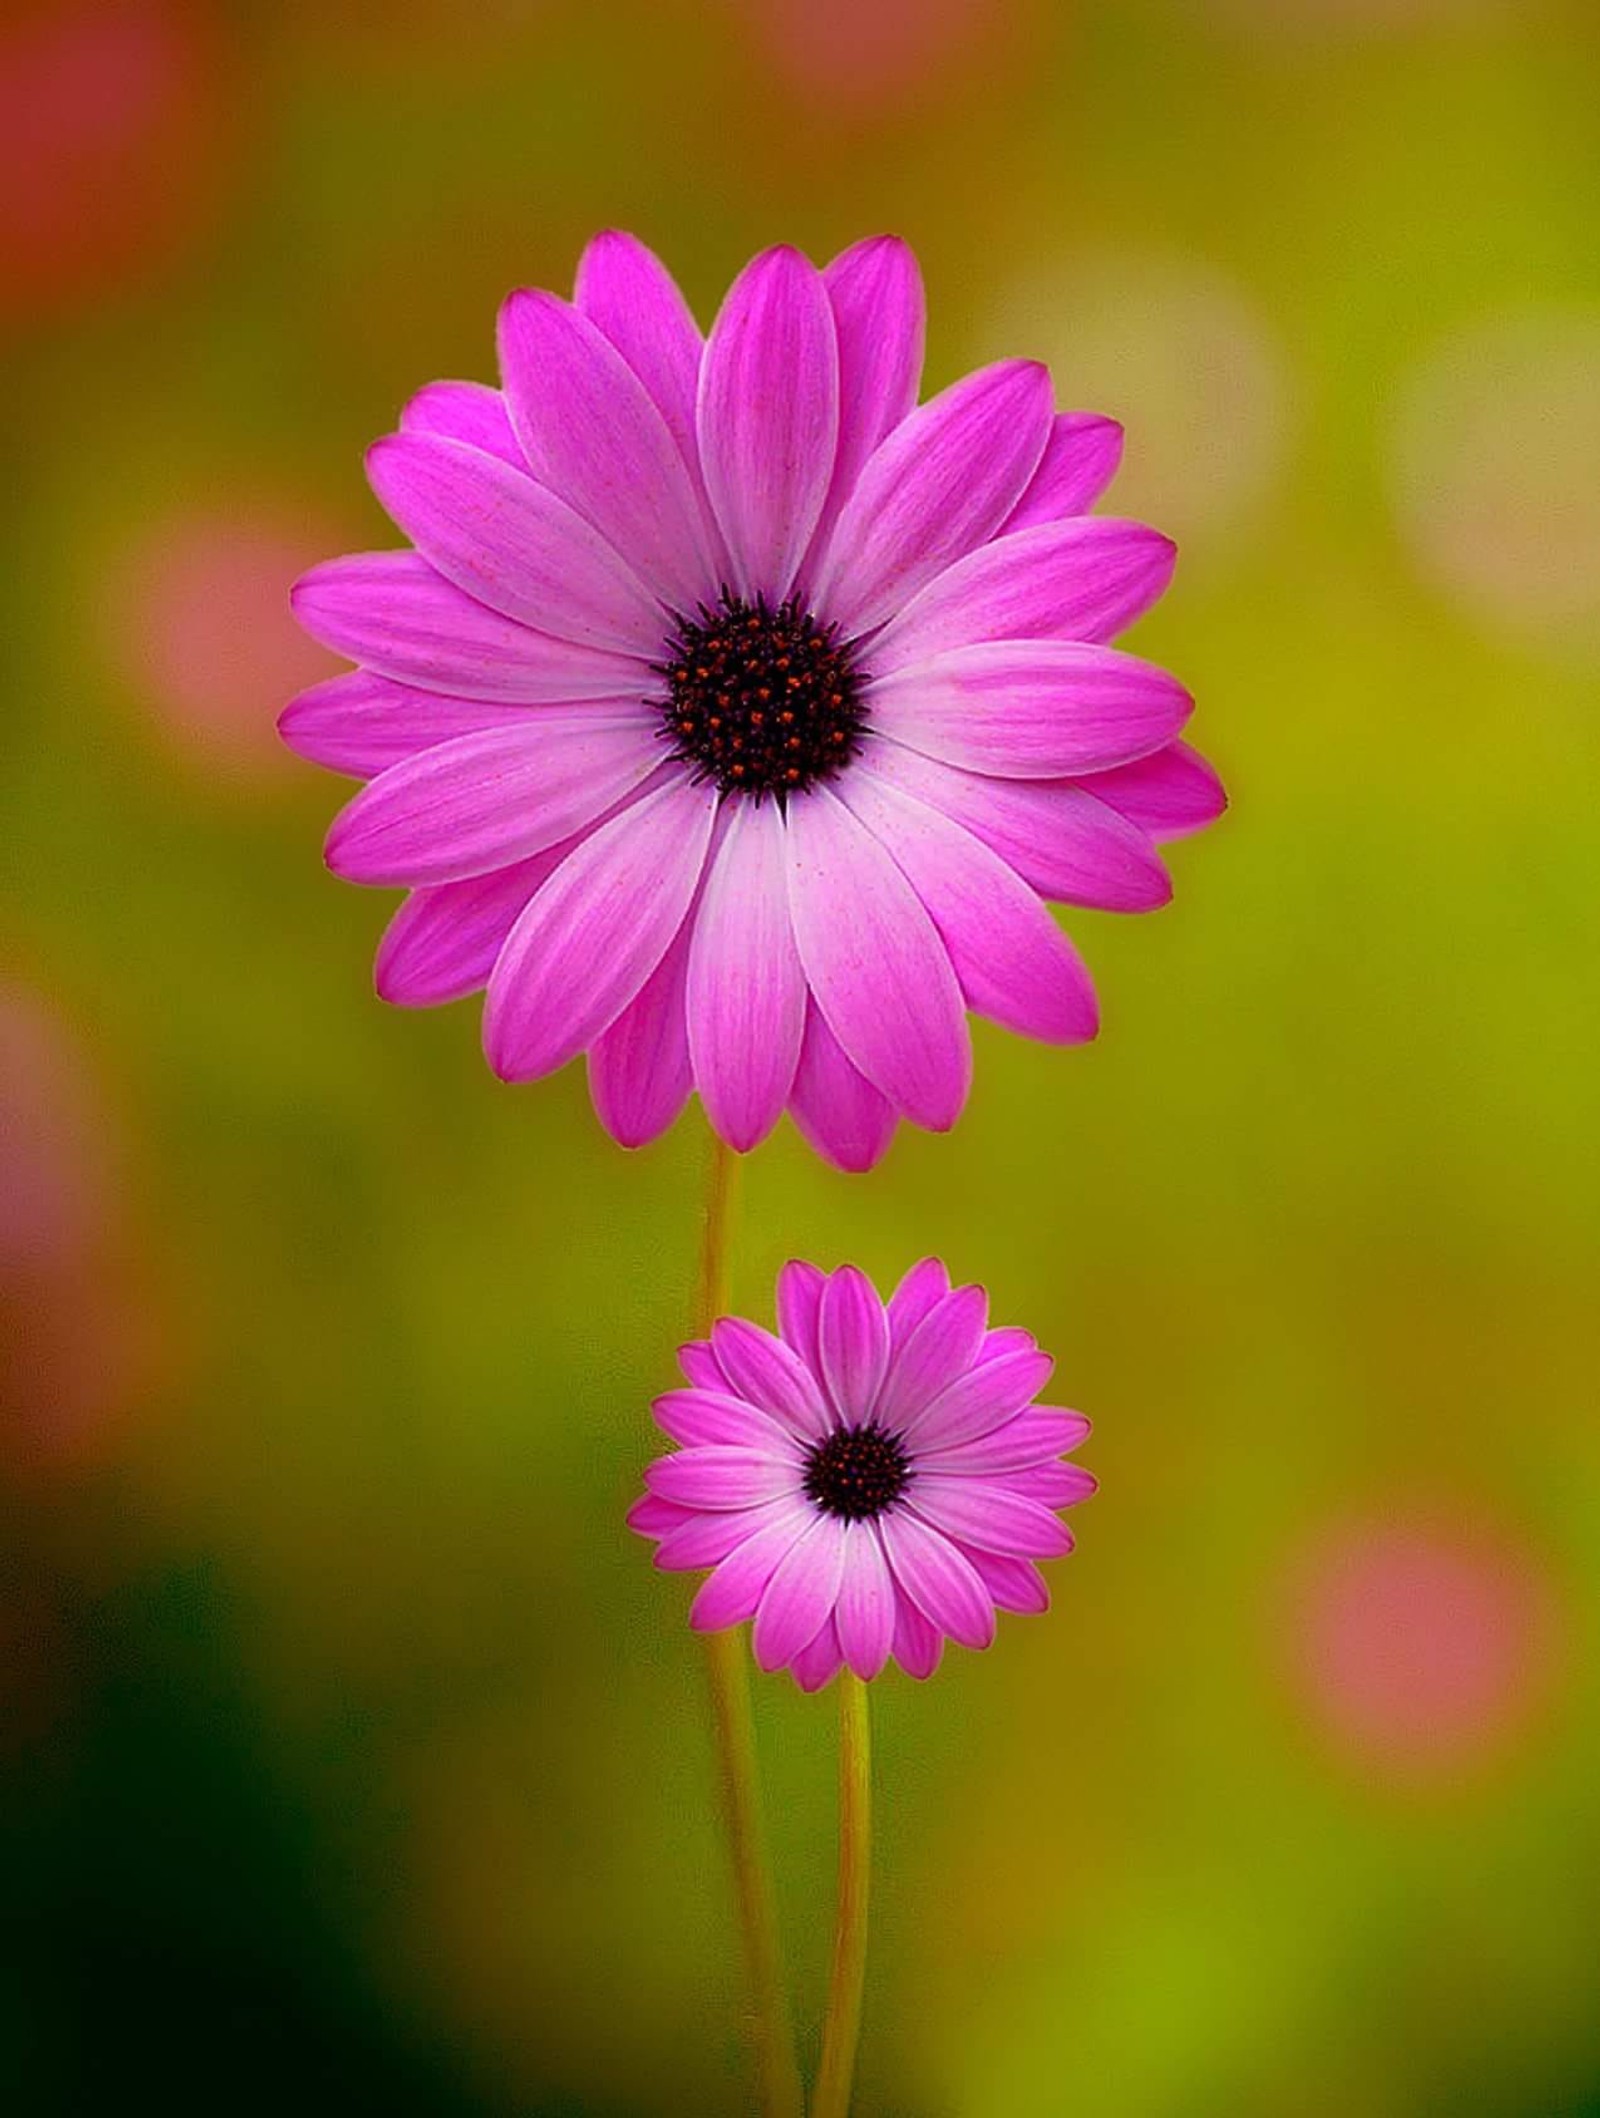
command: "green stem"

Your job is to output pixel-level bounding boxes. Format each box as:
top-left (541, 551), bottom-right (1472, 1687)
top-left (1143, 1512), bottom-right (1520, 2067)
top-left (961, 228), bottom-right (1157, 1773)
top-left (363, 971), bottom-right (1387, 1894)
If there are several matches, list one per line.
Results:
top-left (693, 1132), bottom-right (805, 2118)
top-left (812, 1671), bottom-right (872, 2118)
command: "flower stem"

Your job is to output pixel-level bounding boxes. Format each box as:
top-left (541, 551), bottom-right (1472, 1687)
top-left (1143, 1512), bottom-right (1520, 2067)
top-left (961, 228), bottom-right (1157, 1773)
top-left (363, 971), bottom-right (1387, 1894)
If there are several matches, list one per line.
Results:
top-left (813, 1670), bottom-right (873, 2118)
top-left (692, 1131), bottom-right (805, 2118)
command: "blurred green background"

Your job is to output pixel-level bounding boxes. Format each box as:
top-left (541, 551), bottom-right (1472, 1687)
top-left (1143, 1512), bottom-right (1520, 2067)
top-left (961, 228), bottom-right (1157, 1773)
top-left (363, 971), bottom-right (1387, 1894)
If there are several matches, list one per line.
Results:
top-left (3, 1), bottom-right (1598, 2112)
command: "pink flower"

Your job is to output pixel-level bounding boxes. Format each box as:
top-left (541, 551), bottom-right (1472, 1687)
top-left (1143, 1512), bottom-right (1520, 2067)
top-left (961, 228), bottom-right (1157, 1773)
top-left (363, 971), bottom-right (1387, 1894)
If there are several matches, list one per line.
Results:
top-left (628, 1260), bottom-right (1095, 1687)
top-left (286, 235), bottom-right (1223, 1169)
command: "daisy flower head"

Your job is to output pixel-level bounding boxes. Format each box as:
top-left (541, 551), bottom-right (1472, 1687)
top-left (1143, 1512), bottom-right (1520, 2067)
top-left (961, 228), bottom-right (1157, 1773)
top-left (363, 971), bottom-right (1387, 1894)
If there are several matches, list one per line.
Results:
top-left (285, 234), bottom-right (1224, 1170)
top-left (628, 1260), bottom-right (1095, 1687)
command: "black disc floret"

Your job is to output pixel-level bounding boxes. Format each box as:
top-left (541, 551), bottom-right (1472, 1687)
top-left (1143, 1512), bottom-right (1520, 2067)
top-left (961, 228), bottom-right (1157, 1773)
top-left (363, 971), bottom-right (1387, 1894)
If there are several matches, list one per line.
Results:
top-left (656, 590), bottom-right (868, 800)
top-left (803, 1421), bottom-right (912, 1523)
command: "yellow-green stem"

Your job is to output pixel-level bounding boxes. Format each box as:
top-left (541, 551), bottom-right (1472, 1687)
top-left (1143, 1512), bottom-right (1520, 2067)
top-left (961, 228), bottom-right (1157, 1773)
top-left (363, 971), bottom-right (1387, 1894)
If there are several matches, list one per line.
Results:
top-left (812, 1671), bottom-right (873, 2118)
top-left (692, 1132), bottom-right (805, 2118)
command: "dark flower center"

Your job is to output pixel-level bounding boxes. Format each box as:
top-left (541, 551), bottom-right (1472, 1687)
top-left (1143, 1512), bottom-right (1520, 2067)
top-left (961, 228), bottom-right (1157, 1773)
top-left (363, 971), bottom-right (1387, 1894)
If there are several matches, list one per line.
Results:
top-left (656, 591), bottom-right (868, 800)
top-left (803, 1422), bottom-right (911, 1523)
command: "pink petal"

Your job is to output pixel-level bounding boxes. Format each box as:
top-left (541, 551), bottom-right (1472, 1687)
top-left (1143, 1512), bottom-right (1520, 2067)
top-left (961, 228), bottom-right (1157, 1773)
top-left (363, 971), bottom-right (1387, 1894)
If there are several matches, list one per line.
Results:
top-left (497, 289), bottom-right (715, 610)
top-left (366, 431), bottom-right (664, 655)
top-left (291, 553), bottom-right (643, 703)
top-left (921, 1408), bottom-right (1091, 1475)
top-left (834, 1522), bottom-right (896, 1681)
top-left (811, 360), bottom-right (1052, 636)
top-left (880, 1511), bottom-right (995, 1651)
top-left (776, 1259), bottom-right (826, 1373)
top-left (960, 1545), bottom-right (1051, 1615)
top-left (691, 1507), bottom-right (813, 1630)
top-left (374, 852), bottom-right (560, 1007)
top-left (399, 379), bottom-right (525, 470)
top-left (627, 1493), bottom-right (690, 1539)
top-left (974, 1325), bottom-right (1036, 1367)
top-left (878, 1283), bottom-right (988, 1428)
top-left (710, 1317), bottom-right (831, 1440)
top-left (886, 1258), bottom-right (951, 1353)
top-left (324, 713), bottom-right (659, 887)
top-left (646, 1446), bottom-right (800, 1510)
top-left (1083, 740), bottom-right (1227, 843)
top-left (910, 1480), bottom-right (1072, 1559)
top-left (574, 232), bottom-right (704, 480)
top-left (278, 671), bottom-right (534, 779)
top-left (788, 1003), bottom-right (897, 1174)
top-left (817, 1264), bottom-right (890, 1423)
top-left (587, 897), bottom-right (695, 1150)
top-left (752, 1512), bottom-right (848, 1671)
top-left (1001, 412), bottom-right (1125, 530)
top-left (677, 1340), bottom-right (728, 1392)
top-left (785, 786), bottom-right (970, 1131)
top-left (871, 519), bottom-right (1176, 670)
top-left (697, 245), bottom-right (839, 602)
top-left (655, 1498), bottom-right (800, 1571)
top-left (908, 1345), bottom-right (1054, 1451)
top-left (891, 1594), bottom-right (944, 1679)
top-left (867, 641), bottom-right (1193, 779)
top-left (651, 1388), bottom-right (796, 1450)
top-left (1007, 1462), bottom-right (1098, 1508)
top-left (686, 798), bottom-right (807, 1153)
top-left (483, 773), bottom-right (717, 1080)
top-left (858, 739), bottom-right (1170, 913)
top-left (791, 1616), bottom-right (845, 1692)
top-left (807, 235), bottom-right (924, 561)
top-left (838, 772), bottom-right (1098, 1045)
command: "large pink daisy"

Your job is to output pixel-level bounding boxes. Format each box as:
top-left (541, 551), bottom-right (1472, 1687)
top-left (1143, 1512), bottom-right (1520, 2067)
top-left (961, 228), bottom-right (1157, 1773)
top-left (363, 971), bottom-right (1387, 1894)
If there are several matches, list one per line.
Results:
top-left (284, 234), bottom-right (1223, 1169)
top-left (628, 1259), bottom-right (1094, 1687)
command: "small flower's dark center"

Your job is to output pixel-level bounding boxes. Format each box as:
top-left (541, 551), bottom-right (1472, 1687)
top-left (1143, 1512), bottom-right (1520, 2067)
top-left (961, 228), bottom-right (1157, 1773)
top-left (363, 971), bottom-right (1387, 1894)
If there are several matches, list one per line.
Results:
top-left (656, 591), bottom-right (868, 801)
top-left (803, 1422), bottom-right (911, 1523)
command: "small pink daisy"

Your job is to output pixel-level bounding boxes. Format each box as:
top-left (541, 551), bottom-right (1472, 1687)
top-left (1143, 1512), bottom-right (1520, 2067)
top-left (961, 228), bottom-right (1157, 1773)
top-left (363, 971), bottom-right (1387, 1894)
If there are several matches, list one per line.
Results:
top-left (285, 234), bottom-right (1223, 1169)
top-left (628, 1259), bottom-right (1094, 1687)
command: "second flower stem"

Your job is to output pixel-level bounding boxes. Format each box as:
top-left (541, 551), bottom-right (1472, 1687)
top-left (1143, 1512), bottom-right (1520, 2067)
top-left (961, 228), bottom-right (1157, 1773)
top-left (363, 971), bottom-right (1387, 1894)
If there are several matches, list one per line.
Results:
top-left (692, 1131), bottom-right (805, 2118)
top-left (813, 1670), bottom-right (873, 2118)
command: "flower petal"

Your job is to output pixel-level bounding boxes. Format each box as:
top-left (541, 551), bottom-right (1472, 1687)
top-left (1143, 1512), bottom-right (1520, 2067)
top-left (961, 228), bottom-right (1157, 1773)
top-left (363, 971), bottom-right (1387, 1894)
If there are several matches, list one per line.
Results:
top-left (776, 1259), bottom-right (826, 1373)
top-left (483, 773), bottom-right (717, 1080)
top-left (911, 1480), bottom-right (1072, 1558)
top-left (785, 786), bottom-right (970, 1131)
top-left (921, 1408), bottom-right (1091, 1474)
top-left (868, 640), bottom-right (1193, 778)
top-left (753, 1513), bottom-right (848, 1671)
top-left (687, 798), bottom-right (807, 1153)
top-left (587, 895), bottom-right (695, 1150)
top-left (891, 1593), bottom-right (944, 1679)
top-left (788, 1003), bottom-right (897, 1174)
top-left (807, 235), bottom-right (924, 559)
top-left (278, 671), bottom-right (535, 780)
top-left (366, 431), bottom-right (665, 654)
top-left (837, 772), bottom-right (1098, 1044)
top-left (374, 852), bottom-right (560, 1007)
top-left (872, 519), bottom-right (1176, 670)
top-left (834, 1522), bottom-right (896, 1681)
top-left (690, 1507), bottom-right (812, 1630)
top-left (324, 714), bottom-right (659, 887)
top-left (880, 1511), bottom-right (995, 1650)
top-left (907, 1345), bottom-right (1054, 1450)
top-left (677, 1340), bottom-right (728, 1392)
top-left (1083, 740), bottom-right (1227, 843)
top-left (858, 738), bottom-right (1171, 912)
top-left (811, 360), bottom-right (1052, 636)
top-left (710, 1317), bottom-right (831, 1441)
top-left (879, 1283), bottom-right (988, 1428)
top-left (627, 1492), bottom-right (690, 1539)
top-left (886, 1258), bottom-right (951, 1353)
top-left (574, 231), bottom-right (703, 477)
top-left (817, 1264), bottom-right (890, 1424)
top-left (651, 1388), bottom-right (796, 1450)
top-left (1006, 1462), bottom-right (1098, 1508)
top-left (655, 1497), bottom-right (801, 1571)
top-left (791, 1616), bottom-right (845, 1691)
top-left (497, 288), bottom-right (715, 608)
top-left (959, 1545), bottom-right (1051, 1615)
top-left (400, 379), bottom-right (525, 469)
top-left (646, 1447), bottom-right (801, 1510)
top-left (292, 553), bottom-right (644, 702)
top-left (1001, 412), bottom-right (1124, 529)
top-left (697, 245), bottom-right (839, 602)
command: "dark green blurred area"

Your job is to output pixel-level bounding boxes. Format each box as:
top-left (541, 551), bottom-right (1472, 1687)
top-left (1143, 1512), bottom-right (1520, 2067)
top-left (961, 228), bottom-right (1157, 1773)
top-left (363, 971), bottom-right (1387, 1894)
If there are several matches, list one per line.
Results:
top-left (3, 1), bottom-right (1598, 2113)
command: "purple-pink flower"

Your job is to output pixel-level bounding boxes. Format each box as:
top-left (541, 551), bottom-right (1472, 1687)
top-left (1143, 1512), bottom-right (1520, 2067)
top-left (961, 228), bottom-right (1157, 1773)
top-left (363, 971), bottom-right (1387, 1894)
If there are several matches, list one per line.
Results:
top-left (284, 234), bottom-right (1223, 1169)
top-left (628, 1260), bottom-right (1094, 1687)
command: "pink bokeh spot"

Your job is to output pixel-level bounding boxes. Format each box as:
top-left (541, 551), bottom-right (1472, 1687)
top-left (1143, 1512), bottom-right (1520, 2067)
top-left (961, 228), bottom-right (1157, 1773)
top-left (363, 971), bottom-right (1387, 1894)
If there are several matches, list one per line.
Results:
top-left (1292, 1516), bottom-right (1555, 1780)
top-left (112, 505), bottom-right (344, 781)
top-left (745, 0), bottom-right (1018, 109)
top-left (0, 2), bottom-right (225, 321)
